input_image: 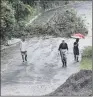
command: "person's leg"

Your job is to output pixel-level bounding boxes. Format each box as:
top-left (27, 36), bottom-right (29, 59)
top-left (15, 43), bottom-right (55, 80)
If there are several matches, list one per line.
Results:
top-left (76, 55), bottom-right (79, 62)
top-left (62, 55), bottom-right (67, 67)
top-left (76, 49), bottom-right (79, 62)
top-left (21, 52), bottom-right (24, 62)
top-left (74, 54), bottom-right (76, 61)
top-left (60, 50), bottom-right (64, 67)
top-left (62, 60), bottom-right (64, 67)
top-left (65, 59), bottom-right (67, 67)
top-left (74, 49), bottom-right (76, 61)
top-left (65, 51), bottom-right (67, 67)
top-left (25, 51), bottom-right (27, 61)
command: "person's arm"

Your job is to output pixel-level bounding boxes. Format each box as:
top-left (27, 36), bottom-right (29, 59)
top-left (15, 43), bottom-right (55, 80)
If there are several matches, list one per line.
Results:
top-left (58, 43), bottom-right (61, 51)
top-left (74, 42), bottom-right (78, 46)
top-left (66, 43), bottom-right (68, 50)
top-left (25, 41), bottom-right (28, 51)
top-left (20, 41), bottom-right (22, 51)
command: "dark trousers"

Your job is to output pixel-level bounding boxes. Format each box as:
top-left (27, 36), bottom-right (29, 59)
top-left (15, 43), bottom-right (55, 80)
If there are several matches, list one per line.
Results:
top-left (21, 51), bottom-right (27, 62)
top-left (74, 54), bottom-right (79, 62)
top-left (73, 48), bottom-right (79, 62)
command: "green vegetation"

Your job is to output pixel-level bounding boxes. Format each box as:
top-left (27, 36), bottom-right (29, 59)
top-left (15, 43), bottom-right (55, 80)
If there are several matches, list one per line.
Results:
top-left (80, 46), bottom-right (92, 70)
top-left (1, 0), bottom-right (37, 44)
top-left (1, 0), bottom-right (15, 41)
top-left (28, 9), bottom-right (88, 37)
top-left (1, 0), bottom-right (88, 44)
top-left (1, 0), bottom-right (71, 43)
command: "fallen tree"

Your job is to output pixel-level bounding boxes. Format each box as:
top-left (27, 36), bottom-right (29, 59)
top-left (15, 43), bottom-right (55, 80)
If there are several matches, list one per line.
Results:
top-left (27, 9), bottom-right (88, 37)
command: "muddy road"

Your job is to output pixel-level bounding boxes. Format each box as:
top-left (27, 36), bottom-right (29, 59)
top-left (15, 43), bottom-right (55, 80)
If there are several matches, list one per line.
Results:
top-left (1, 1), bottom-right (92, 96)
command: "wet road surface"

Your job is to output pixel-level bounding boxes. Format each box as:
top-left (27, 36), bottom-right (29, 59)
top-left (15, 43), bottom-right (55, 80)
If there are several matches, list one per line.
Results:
top-left (1, 37), bottom-right (92, 96)
top-left (1, 1), bottom-right (92, 96)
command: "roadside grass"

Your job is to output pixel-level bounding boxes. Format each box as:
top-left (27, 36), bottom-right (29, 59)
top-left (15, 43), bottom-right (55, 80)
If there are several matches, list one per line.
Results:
top-left (80, 46), bottom-right (92, 70)
top-left (80, 57), bottom-right (92, 70)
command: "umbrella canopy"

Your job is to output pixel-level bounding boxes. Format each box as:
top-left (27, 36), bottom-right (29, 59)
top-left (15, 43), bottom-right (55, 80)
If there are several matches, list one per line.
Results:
top-left (71, 33), bottom-right (85, 39)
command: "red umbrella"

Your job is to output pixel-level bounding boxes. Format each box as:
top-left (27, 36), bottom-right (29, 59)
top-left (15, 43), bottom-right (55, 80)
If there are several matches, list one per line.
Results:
top-left (71, 33), bottom-right (85, 39)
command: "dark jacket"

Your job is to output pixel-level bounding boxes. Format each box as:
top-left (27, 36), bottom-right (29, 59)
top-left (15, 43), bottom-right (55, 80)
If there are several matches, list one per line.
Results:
top-left (58, 43), bottom-right (68, 50)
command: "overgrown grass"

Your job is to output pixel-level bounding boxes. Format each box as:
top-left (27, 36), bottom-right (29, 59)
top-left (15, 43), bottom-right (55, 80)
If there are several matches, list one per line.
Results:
top-left (80, 46), bottom-right (92, 70)
top-left (80, 58), bottom-right (92, 70)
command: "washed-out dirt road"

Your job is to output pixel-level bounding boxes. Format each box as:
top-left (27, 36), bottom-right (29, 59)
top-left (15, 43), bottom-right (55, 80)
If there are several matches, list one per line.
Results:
top-left (1, 1), bottom-right (92, 96)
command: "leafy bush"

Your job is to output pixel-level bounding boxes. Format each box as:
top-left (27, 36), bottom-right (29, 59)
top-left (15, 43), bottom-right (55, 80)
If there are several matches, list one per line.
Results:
top-left (1, 0), bottom-right (16, 40)
top-left (1, 0), bottom-right (36, 43)
top-left (26, 24), bottom-right (58, 37)
top-left (47, 9), bottom-right (88, 37)
top-left (80, 46), bottom-right (92, 70)
top-left (12, 1), bottom-right (32, 21)
top-left (82, 46), bottom-right (92, 58)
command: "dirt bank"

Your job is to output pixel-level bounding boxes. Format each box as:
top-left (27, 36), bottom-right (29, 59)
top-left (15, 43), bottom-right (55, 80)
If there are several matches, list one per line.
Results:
top-left (47, 70), bottom-right (92, 96)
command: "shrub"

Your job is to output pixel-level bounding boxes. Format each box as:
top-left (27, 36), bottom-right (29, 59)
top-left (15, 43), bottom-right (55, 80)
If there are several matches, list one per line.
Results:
top-left (1, 0), bottom-right (15, 40)
top-left (80, 46), bottom-right (92, 70)
top-left (48, 9), bottom-right (88, 37)
top-left (1, 0), bottom-right (36, 43)
top-left (82, 46), bottom-right (92, 58)
top-left (12, 1), bottom-right (32, 21)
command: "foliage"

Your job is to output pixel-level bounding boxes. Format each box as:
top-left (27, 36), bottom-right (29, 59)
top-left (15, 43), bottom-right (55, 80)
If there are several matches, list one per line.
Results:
top-left (21, 0), bottom-right (69, 12)
top-left (21, 0), bottom-right (35, 6)
top-left (28, 9), bottom-right (88, 37)
top-left (80, 46), bottom-right (92, 70)
top-left (12, 1), bottom-right (33, 21)
top-left (1, 0), bottom-right (89, 43)
top-left (82, 46), bottom-right (92, 58)
top-left (47, 9), bottom-right (88, 37)
top-left (1, 0), bottom-right (36, 42)
top-left (80, 58), bottom-right (92, 70)
top-left (1, 0), bottom-right (15, 40)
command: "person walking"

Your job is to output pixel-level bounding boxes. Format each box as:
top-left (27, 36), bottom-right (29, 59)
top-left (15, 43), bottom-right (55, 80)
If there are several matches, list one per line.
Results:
top-left (58, 40), bottom-right (68, 67)
top-left (20, 37), bottom-right (27, 62)
top-left (73, 38), bottom-right (79, 62)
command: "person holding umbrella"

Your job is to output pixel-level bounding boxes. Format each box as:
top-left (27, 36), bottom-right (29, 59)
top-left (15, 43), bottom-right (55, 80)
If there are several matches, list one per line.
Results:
top-left (73, 38), bottom-right (79, 62)
top-left (71, 33), bottom-right (85, 62)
